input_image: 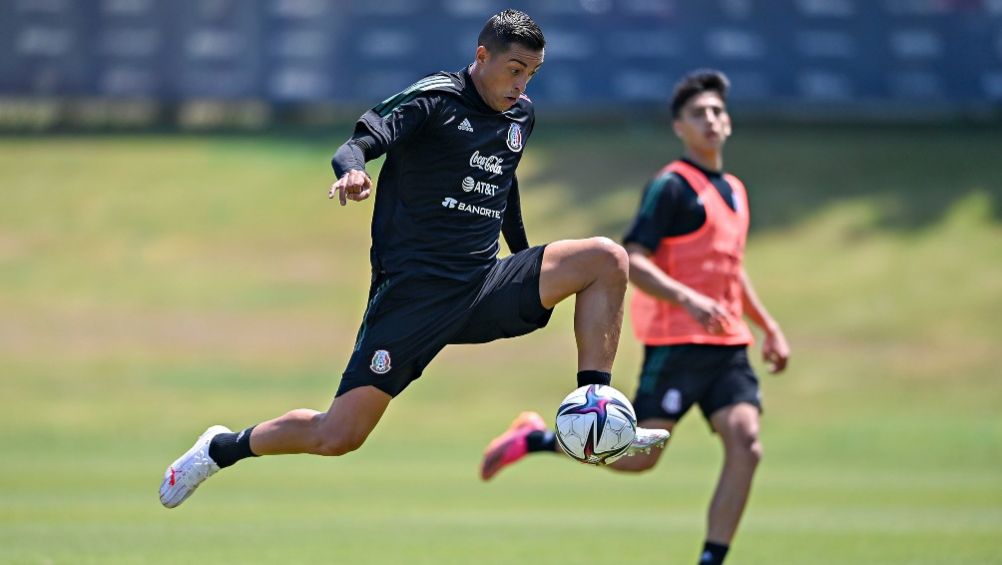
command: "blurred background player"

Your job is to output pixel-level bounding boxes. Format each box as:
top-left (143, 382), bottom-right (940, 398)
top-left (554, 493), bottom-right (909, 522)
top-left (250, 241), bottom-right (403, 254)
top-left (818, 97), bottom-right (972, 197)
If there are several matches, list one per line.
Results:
top-left (481, 69), bottom-right (790, 565)
top-left (159, 9), bottom-right (668, 509)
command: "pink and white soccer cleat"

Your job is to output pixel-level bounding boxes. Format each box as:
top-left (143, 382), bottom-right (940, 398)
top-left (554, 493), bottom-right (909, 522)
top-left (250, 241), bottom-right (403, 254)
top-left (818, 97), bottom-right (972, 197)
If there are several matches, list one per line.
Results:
top-left (480, 411), bottom-right (546, 481)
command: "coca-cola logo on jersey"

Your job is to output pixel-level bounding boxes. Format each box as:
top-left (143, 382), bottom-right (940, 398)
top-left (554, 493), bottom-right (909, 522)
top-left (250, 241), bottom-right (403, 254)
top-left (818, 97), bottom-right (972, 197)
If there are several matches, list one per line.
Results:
top-left (469, 151), bottom-right (504, 175)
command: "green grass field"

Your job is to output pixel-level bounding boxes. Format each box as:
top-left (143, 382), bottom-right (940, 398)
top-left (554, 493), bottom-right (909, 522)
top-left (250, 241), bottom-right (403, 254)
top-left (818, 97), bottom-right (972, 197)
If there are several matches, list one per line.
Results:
top-left (2, 124), bottom-right (1001, 564)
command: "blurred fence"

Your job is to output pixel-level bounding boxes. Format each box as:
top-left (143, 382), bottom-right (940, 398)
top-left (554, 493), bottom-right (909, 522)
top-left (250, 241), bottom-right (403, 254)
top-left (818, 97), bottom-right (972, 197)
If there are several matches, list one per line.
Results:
top-left (2, 0), bottom-right (1001, 128)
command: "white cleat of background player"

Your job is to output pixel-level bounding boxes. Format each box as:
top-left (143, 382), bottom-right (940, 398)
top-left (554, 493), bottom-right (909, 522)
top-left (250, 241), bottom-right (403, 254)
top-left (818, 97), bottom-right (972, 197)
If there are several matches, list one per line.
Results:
top-left (625, 427), bottom-right (671, 456)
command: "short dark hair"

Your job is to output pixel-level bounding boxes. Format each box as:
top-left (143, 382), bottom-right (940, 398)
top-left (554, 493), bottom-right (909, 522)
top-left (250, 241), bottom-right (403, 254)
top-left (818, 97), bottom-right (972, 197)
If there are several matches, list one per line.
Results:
top-left (670, 69), bottom-right (730, 119)
top-left (478, 9), bottom-right (545, 53)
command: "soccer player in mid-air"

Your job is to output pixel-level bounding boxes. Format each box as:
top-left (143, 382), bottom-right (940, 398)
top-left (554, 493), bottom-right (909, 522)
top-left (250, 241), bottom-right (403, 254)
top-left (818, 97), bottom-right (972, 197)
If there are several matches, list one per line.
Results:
top-left (159, 9), bottom-right (669, 509)
top-left (481, 70), bottom-right (790, 565)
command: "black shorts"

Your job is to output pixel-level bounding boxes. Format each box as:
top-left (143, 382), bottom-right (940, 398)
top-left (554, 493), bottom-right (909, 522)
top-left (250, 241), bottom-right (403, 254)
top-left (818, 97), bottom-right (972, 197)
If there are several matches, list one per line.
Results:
top-left (337, 245), bottom-right (553, 398)
top-left (632, 344), bottom-right (761, 424)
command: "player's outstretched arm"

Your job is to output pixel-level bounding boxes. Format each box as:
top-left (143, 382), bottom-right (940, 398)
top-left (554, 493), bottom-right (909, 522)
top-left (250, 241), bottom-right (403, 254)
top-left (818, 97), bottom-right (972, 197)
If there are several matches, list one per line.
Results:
top-left (327, 90), bottom-right (440, 207)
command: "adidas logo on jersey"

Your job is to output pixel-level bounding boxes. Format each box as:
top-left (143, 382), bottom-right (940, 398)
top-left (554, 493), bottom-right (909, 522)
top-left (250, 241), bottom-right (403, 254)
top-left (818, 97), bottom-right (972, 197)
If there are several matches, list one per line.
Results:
top-left (457, 118), bottom-right (474, 132)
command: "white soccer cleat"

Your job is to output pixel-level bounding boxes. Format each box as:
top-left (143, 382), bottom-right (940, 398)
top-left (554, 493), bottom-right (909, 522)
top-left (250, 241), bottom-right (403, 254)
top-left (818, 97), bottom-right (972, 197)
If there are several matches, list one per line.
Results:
top-left (625, 427), bottom-right (671, 456)
top-left (159, 425), bottom-right (231, 508)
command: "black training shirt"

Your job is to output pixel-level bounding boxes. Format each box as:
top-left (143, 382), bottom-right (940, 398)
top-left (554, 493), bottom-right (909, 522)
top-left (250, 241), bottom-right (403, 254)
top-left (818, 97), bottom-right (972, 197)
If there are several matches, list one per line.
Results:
top-left (332, 67), bottom-right (534, 281)
top-left (623, 158), bottom-right (740, 252)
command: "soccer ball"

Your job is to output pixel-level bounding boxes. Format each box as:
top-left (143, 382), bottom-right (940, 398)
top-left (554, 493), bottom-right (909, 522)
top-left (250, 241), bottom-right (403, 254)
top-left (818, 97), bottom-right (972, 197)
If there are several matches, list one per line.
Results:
top-left (554, 384), bottom-right (637, 465)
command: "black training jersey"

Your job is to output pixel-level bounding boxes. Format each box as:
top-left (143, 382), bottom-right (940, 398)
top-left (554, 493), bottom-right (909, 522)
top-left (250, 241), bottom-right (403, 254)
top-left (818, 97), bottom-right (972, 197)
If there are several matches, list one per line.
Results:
top-left (623, 158), bottom-right (739, 252)
top-left (346, 67), bottom-right (534, 281)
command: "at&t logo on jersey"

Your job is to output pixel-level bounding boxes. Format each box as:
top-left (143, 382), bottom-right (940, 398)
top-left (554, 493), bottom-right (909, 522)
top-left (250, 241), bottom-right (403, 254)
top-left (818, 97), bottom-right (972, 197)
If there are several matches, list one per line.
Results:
top-left (461, 176), bottom-right (498, 196)
top-left (469, 150), bottom-right (504, 175)
top-left (506, 123), bottom-right (523, 152)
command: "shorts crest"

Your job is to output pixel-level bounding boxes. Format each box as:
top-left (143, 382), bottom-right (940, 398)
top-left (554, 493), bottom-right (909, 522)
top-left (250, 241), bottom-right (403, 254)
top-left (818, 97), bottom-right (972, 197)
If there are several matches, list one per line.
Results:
top-left (370, 349), bottom-right (392, 374)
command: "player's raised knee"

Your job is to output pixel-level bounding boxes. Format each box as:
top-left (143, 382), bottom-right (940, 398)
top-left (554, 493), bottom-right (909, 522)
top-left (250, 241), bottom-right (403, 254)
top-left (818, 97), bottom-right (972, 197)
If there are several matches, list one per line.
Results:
top-left (586, 236), bottom-right (629, 278)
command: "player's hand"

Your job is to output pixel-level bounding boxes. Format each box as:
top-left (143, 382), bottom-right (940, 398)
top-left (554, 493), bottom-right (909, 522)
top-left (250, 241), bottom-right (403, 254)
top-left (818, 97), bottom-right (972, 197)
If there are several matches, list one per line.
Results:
top-left (328, 169), bottom-right (372, 206)
top-left (681, 292), bottom-right (733, 335)
top-left (762, 326), bottom-right (790, 374)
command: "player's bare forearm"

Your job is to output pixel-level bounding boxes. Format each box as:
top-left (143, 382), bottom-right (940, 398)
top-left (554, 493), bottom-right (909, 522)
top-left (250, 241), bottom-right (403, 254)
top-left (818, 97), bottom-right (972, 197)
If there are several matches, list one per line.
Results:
top-left (628, 246), bottom-right (732, 334)
top-left (740, 269), bottom-right (790, 372)
top-left (739, 269), bottom-right (779, 334)
top-left (625, 244), bottom-right (695, 306)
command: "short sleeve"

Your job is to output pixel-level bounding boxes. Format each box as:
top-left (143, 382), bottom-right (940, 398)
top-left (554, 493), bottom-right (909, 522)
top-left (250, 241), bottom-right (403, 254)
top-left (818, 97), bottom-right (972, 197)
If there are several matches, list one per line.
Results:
top-left (622, 173), bottom-right (683, 252)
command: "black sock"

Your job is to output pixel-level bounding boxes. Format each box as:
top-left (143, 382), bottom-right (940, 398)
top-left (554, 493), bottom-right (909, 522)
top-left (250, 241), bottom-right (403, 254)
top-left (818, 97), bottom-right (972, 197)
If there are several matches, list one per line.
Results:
top-left (526, 430), bottom-right (558, 452)
top-left (698, 541), bottom-right (729, 565)
top-left (576, 370), bottom-right (611, 387)
top-left (208, 426), bottom-right (259, 468)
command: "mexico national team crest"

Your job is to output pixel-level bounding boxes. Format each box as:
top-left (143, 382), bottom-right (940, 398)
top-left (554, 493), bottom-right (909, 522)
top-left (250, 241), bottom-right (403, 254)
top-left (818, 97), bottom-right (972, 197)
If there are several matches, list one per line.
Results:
top-left (370, 349), bottom-right (392, 374)
top-left (506, 123), bottom-right (523, 152)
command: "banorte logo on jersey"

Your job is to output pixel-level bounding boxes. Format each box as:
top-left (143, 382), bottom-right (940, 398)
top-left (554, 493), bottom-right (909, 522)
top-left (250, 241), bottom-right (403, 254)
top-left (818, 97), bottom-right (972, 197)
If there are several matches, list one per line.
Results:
top-left (469, 150), bottom-right (504, 175)
top-left (506, 123), bottom-right (523, 152)
top-left (442, 196), bottom-right (501, 219)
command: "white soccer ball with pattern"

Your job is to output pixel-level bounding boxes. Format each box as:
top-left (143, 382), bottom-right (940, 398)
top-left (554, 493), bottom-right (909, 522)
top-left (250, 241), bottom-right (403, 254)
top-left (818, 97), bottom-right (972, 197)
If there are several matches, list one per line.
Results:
top-left (554, 384), bottom-right (637, 465)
